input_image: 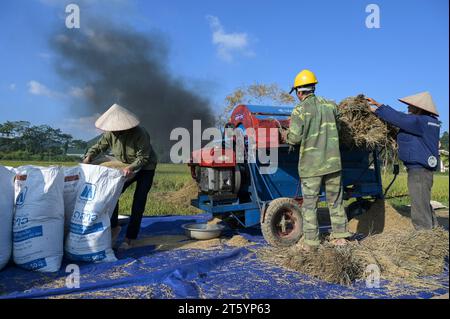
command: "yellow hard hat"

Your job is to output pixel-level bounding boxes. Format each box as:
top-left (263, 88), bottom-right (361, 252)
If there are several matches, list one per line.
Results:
top-left (290, 69), bottom-right (318, 94)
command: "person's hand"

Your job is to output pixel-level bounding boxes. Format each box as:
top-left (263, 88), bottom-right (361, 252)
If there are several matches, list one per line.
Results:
top-left (122, 167), bottom-right (135, 178)
top-left (365, 97), bottom-right (382, 113)
top-left (366, 97), bottom-right (381, 106)
top-left (83, 156), bottom-right (91, 164)
top-left (366, 97), bottom-right (382, 107)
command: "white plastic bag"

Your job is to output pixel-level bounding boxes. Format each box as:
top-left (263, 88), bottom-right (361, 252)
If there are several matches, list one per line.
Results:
top-left (5, 166), bottom-right (16, 173)
top-left (13, 166), bottom-right (64, 272)
top-left (0, 166), bottom-right (15, 270)
top-left (63, 166), bottom-right (82, 236)
top-left (65, 164), bottom-right (125, 263)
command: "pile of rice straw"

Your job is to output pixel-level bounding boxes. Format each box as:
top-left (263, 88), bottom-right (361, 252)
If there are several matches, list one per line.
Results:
top-left (354, 228), bottom-right (449, 279)
top-left (258, 227), bottom-right (449, 288)
top-left (159, 180), bottom-right (201, 213)
top-left (337, 94), bottom-right (398, 151)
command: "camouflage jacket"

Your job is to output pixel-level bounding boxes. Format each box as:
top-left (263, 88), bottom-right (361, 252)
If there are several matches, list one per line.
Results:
top-left (86, 126), bottom-right (158, 171)
top-left (286, 94), bottom-right (342, 178)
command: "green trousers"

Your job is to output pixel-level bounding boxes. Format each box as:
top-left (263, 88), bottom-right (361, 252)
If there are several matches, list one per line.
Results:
top-left (301, 171), bottom-right (352, 246)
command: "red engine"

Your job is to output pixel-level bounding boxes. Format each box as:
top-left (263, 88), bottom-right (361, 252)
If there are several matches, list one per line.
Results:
top-left (189, 104), bottom-right (292, 197)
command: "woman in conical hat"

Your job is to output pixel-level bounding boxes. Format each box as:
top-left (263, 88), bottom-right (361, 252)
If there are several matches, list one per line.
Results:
top-left (366, 92), bottom-right (441, 230)
top-left (83, 103), bottom-right (158, 250)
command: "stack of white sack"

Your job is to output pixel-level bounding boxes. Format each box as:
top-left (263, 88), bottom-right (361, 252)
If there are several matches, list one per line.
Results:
top-left (0, 166), bottom-right (15, 271)
top-left (63, 166), bottom-right (81, 236)
top-left (12, 166), bottom-right (65, 272)
top-left (65, 164), bottom-right (125, 263)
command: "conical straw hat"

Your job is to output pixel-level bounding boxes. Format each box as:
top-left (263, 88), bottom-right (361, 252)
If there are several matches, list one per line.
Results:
top-left (398, 92), bottom-right (439, 116)
top-left (95, 104), bottom-right (140, 131)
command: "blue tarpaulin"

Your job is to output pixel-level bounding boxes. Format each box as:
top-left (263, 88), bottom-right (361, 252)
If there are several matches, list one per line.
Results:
top-left (0, 214), bottom-right (448, 299)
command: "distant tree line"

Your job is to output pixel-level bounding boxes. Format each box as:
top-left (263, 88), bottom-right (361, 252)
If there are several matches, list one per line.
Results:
top-left (440, 131), bottom-right (449, 151)
top-left (0, 121), bottom-right (87, 161)
top-left (1, 118), bottom-right (448, 164)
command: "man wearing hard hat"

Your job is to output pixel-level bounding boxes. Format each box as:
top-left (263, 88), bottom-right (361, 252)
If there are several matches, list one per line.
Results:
top-left (83, 104), bottom-right (158, 249)
top-left (283, 70), bottom-right (352, 251)
top-left (367, 92), bottom-right (441, 230)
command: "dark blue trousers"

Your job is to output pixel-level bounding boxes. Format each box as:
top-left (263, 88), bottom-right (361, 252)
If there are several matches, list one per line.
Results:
top-left (111, 169), bottom-right (155, 239)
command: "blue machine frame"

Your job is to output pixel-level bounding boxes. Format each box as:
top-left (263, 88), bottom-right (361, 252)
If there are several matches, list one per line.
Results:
top-left (191, 105), bottom-right (384, 228)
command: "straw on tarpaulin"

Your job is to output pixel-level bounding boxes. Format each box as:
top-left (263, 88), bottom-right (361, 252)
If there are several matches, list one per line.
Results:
top-left (259, 227), bottom-right (448, 288)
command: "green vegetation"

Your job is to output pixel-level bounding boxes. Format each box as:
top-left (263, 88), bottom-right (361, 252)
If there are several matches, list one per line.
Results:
top-left (0, 121), bottom-right (87, 161)
top-left (441, 131), bottom-right (449, 151)
top-left (383, 173), bottom-right (449, 209)
top-left (2, 161), bottom-right (448, 216)
top-left (0, 160), bottom-right (78, 167)
top-left (119, 164), bottom-right (195, 216)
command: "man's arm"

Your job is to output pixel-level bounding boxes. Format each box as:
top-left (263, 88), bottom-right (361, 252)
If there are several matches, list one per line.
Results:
top-left (286, 106), bottom-right (304, 145)
top-left (366, 97), bottom-right (424, 136)
top-left (127, 133), bottom-right (152, 172)
top-left (375, 105), bottom-right (424, 136)
top-left (84, 133), bottom-right (110, 163)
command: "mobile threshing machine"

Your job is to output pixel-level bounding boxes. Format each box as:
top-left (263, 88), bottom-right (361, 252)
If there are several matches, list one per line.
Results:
top-left (189, 105), bottom-right (385, 247)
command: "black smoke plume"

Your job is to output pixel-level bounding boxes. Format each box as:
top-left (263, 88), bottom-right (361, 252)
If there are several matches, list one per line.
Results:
top-left (50, 22), bottom-right (215, 162)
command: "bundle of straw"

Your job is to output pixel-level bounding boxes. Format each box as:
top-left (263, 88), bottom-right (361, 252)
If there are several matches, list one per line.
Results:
top-left (337, 94), bottom-right (398, 151)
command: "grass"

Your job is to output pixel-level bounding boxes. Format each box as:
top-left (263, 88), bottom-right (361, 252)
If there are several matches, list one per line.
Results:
top-left (382, 172), bottom-right (449, 209)
top-left (118, 164), bottom-right (194, 216)
top-left (0, 160), bottom-right (78, 167)
top-left (2, 160), bottom-right (448, 216)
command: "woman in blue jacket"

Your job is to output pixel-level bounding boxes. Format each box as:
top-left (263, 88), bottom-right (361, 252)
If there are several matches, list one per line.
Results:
top-left (366, 92), bottom-right (441, 230)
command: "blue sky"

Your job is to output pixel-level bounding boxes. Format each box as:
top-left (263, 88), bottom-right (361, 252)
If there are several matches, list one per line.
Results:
top-left (0, 0), bottom-right (448, 140)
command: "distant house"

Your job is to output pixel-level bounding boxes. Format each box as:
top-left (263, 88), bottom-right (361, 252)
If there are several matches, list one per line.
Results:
top-left (66, 147), bottom-right (86, 158)
top-left (439, 149), bottom-right (449, 173)
top-left (0, 132), bottom-right (19, 139)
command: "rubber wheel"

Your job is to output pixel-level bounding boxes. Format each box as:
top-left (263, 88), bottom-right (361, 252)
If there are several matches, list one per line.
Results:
top-left (261, 198), bottom-right (303, 247)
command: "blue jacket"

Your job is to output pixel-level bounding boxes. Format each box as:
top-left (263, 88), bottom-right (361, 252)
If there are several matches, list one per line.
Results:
top-left (375, 105), bottom-right (440, 170)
